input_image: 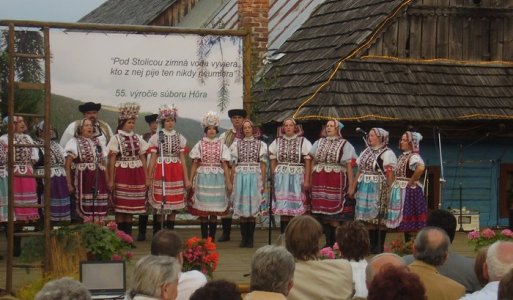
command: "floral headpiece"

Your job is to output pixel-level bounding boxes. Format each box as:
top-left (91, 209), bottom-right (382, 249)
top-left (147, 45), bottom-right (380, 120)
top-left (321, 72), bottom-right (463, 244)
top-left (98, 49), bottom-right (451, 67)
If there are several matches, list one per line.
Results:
top-left (405, 131), bottom-right (423, 153)
top-left (158, 104), bottom-right (178, 121)
top-left (118, 102), bottom-right (140, 120)
top-left (201, 111), bottom-right (220, 128)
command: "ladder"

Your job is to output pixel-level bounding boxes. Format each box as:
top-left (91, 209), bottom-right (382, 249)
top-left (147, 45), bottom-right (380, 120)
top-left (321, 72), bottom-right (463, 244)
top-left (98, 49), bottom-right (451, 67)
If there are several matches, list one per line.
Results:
top-left (5, 24), bottom-right (53, 293)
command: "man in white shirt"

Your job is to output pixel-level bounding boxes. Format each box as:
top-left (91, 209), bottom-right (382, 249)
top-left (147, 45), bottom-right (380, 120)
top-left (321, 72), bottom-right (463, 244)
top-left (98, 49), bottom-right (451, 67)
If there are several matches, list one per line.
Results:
top-left (461, 241), bottom-right (513, 300)
top-left (60, 102), bottom-right (113, 148)
top-left (151, 230), bottom-right (207, 300)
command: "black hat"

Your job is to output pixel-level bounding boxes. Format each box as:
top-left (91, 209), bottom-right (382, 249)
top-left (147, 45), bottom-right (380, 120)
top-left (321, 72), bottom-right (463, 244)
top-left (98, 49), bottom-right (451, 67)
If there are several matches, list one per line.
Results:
top-left (144, 114), bottom-right (158, 124)
top-left (78, 102), bottom-right (102, 113)
top-left (228, 109), bottom-right (247, 118)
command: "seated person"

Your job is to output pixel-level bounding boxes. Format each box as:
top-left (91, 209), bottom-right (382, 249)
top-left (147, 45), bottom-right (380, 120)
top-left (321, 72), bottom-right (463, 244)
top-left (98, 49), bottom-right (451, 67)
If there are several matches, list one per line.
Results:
top-left (190, 280), bottom-right (241, 300)
top-left (285, 215), bottom-right (353, 300)
top-left (367, 265), bottom-right (426, 300)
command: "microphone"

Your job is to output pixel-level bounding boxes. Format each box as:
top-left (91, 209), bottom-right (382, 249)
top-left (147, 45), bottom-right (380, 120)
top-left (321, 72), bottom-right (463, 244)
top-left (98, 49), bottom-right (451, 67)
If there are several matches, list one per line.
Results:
top-left (355, 127), bottom-right (367, 135)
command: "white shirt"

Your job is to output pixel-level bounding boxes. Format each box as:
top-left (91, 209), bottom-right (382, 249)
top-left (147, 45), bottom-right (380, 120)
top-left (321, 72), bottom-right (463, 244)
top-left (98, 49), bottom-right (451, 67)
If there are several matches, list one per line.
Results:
top-left (459, 281), bottom-right (498, 300)
top-left (177, 270), bottom-right (207, 300)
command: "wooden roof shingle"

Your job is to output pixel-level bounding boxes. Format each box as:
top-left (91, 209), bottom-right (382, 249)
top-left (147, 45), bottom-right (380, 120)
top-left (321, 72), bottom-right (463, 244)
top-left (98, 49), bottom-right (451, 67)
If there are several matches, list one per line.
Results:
top-left (78, 0), bottom-right (177, 25)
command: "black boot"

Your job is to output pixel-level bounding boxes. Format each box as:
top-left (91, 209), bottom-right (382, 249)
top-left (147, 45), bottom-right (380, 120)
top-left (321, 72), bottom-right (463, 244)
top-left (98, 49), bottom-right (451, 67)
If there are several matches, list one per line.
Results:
top-left (377, 230), bottom-right (387, 253)
top-left (239, 223), bottom-right (247, 248)
top-left (245, 221), bottom-right (255, 248)
top-left (200, 223), bottom-right (209, 239)
top-left (137, 215), bottom-right (148, 241)
top-left (323, 224), bottom-right (333, 248)
top-left (369, 229), bottom-right (379, 254)
top-left (208, 222), bottom-right (217, 240)
top-left (165, 220), bottom-right (175, 230)
top-left (13, 235), bottom-right (21, 257)
top-left (280, 220), bottom-right (289, 234)
top-left (218, 218), bottom-right (232, 242)
top-left (125, 222), bottom-right (133, 237)
top-left (153, 221), bottom-right (162, 236)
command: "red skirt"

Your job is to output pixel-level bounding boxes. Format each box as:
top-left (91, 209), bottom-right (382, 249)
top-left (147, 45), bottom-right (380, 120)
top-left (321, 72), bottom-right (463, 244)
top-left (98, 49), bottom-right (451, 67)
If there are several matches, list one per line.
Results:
top-left (112, 166), bottom-right (147, 214)
top-left (149, 161), bottom-right (186, 211)
top-left (311, 170), bottom-right (346, 215)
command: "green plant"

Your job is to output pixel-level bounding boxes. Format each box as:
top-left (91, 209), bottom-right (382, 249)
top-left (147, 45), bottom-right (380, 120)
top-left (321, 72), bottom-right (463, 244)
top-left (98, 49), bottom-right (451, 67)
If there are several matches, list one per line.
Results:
top-left (21, 221), bottom-right (134, 263)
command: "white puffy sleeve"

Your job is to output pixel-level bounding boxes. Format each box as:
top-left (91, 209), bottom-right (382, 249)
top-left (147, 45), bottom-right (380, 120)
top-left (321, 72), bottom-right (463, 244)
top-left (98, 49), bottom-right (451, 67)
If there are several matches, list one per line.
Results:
top-left (189, 141), bottom-right (201, 160)
top-left (25, 135), bottom-right (39, 161)
top-left (409, 153), bottom-right (425, 171)
top-left (137, 135), bottom-right (149, 153)
top-left (268, 139), bottom-right (278, 160)
top-left (309, 139), bottom-right (320, 158)
top-left (106, 135), bottom-right (120, 154)
top-left (64, 138), bottom-right (78, 158)
top-left (179, 133), bottom-right (187, 150)
top-left (259, 141), bottom-right (268, 164)
top-left (340, 140), bottom-right (356, 163)
top-left (301, 137), bottom-right (313, 160)
top-left (221, 143), bottom-right (231, 162)
top-left (382, 149), bottom-right (398, 168)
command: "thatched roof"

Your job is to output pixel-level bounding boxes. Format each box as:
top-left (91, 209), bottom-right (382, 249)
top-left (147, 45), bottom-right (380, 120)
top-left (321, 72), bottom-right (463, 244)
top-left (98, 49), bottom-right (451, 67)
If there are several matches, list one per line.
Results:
top-left (252, 0), bottom-right (513, 123)
top-left (78, 0), bottom-right (176, 25)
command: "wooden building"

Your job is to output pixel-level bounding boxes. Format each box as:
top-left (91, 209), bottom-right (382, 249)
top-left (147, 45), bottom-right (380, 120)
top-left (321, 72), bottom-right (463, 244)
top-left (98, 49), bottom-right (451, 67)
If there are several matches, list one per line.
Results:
top-left (252, 0), bottom-right (513, 228)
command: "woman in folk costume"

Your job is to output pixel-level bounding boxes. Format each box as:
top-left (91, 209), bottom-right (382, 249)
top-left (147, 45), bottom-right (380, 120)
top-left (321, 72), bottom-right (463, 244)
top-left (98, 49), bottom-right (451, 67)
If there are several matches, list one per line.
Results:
top-left (65, 118), bottom-right (109, 221)
top-left (107, 102), bottom-right (148, 237)
top-left (189, 111), bottom-right (233, 239)
top-left (269, 118), bottom-right (312, 233)
top-left (34, 121), bottom-right (71, 221)
top-left (386, 131), bottom-right (427, 237)
top-left (0, 116), bottom-right (39, 256)
top-left (148, 104), bottom-right (191, 232)
top-left (309, 119), bottom-right (356, 247)
top-left (230, 119), bottom-right (267, 248)
top-left (0, 134), bottom-right (7, 224)
top-left (350, 127), bottom-right (397, 254)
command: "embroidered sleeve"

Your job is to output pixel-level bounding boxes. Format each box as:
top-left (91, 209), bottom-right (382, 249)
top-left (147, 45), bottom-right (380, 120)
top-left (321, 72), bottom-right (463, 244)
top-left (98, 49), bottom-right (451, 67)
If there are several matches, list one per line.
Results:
top-left (302, 138), bottom-right (313, 159)
top-left (409, 153), bottom-right (424, 171)
top-left (268, 139), bottom-right (278, 160)
top-left (189, 141), bottom-right (201, 160)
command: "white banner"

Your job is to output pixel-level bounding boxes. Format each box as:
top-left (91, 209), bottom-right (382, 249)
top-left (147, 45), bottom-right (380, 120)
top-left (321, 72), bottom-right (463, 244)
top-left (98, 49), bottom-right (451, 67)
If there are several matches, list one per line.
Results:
top-left (49, 30), bottom-right (243, 121)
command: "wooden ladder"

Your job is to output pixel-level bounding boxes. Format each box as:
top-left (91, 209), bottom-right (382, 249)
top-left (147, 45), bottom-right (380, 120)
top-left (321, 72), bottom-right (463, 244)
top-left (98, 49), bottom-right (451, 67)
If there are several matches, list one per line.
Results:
top-left (5, 23), bottom-right (53, 293)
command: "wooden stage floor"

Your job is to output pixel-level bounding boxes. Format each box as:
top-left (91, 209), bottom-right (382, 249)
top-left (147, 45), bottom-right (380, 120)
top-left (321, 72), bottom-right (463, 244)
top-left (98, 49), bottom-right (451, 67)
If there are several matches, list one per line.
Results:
top-left (0, 225), bottom-right (477, 293)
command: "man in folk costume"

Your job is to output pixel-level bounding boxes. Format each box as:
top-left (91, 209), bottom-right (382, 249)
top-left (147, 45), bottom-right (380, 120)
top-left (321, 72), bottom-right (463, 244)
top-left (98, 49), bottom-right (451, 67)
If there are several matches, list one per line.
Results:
top-left (217, 108), bottom-right (246, 242)
top-left (60, 101), bottom-right (113, 148)
top-left (107, 102), bottom-right (149, 237)
top-left (137, 113), bottom-right (159, 241)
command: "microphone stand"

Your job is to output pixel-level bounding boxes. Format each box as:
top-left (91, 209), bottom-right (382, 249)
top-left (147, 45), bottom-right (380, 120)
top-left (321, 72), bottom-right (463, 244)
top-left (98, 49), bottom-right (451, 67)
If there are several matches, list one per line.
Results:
top-left (358, 131), bottom-right (389, 253)
top-left (436, 127), bottom-right (446, 209)
top-left (92, 144), bottom-right (101, 224)
top-left (158, 131), bottom-right (167, 230)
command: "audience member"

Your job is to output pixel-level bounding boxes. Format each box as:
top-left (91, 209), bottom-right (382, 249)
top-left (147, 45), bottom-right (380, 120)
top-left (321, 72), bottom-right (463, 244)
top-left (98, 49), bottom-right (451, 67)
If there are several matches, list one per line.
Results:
top-left (365, 253), bottom-right (406, 287)
top-left (35, 277), bottom-right (91, 300)
top-left (498, 267), bottom-right (513, 300)
top-left (409, 226), bottom-right (465, 300)
top-left (285, 215), bottom-right (353, 300)
top-left (127, 255), bottom-right (181, 300)
top-left (189, 280), bottom-right (241, 300)
top-left (402, 209), bottom-right (480, 292)
top-left (461, 241), bottom-right (513, 300)
top-left (474, 246), bottom-right (489, 287)
top-left (367, 265), bottom-right (426, 300)
top-left (336, 221), bottom-right (370, 299)
top-left (245, 245), bottom-right (295, 299)
top-left (151, 230), bottom-right (208, 300)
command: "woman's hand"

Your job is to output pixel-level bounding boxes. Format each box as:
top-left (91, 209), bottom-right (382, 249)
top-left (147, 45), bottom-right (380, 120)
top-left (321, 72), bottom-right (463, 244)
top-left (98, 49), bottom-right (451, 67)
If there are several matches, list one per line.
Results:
top-left (107, 180), bottom-right (114, 192)
top-left (184, 179), bottom-right (192, 190)
top-left (67, 183), bottom-right (75, 194)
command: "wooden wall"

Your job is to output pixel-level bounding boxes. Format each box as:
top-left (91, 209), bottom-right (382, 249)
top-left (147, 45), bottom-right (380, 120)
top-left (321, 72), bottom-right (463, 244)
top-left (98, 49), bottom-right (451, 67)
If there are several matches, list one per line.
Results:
top-left (150, 0), bottom-right (200, 26)
top-left (366, 0), bottom-right (513, 62)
